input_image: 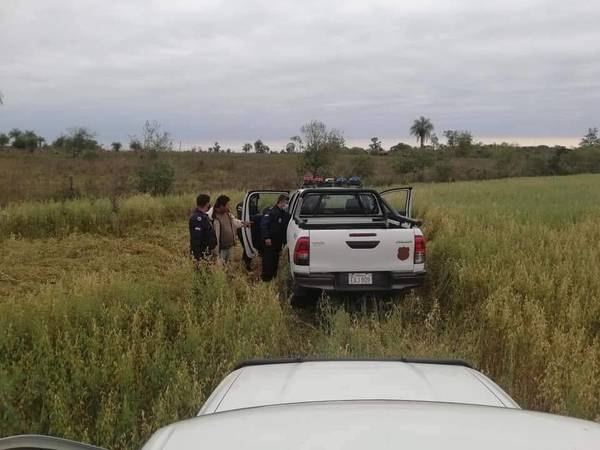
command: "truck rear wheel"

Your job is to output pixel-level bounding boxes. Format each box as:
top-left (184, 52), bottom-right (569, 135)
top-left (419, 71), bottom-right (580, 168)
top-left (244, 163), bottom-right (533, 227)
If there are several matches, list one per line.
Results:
top-left (291, 283), bottom-right (319, 308)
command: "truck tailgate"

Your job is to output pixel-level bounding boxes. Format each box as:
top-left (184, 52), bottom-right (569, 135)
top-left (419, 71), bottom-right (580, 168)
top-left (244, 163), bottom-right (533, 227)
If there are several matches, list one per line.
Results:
top-left (308, 229), bottom-right (415, 273)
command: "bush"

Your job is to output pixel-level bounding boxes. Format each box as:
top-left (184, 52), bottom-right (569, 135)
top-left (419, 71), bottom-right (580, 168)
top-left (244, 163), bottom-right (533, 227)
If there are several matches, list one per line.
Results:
top-left (53, 128), bottom-right (99, 157)
top-left (347, 153), bottom-right (374, 179)
top-left (432, 161), bottom-right (453, 182)
top-left (137, 161), bottom-right (175, 196)
top-left (392, 150), bottom-right (434, 175)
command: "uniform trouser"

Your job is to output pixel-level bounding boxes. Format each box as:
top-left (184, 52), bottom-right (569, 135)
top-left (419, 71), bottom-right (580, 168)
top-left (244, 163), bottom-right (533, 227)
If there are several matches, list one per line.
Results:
top-left (191, 247), bottom-right (210, 261)
top-left (262, 246), bottom-right (281, 281)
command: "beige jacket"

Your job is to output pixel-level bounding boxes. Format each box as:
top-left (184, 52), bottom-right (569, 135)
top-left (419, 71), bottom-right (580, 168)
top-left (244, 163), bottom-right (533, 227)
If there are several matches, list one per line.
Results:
top-left (208, 208), bottom-right (244, 252)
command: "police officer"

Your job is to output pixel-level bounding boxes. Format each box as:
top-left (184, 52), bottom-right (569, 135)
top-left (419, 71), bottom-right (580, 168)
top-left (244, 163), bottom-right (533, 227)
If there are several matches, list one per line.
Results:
top-left (189, 193), bottom-right (217, 261)
top-left (260, 194), bottom-right (290, 281)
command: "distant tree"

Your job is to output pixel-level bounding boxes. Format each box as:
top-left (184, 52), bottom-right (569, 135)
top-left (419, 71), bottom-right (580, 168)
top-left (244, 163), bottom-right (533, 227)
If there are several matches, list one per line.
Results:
top-left (13, 130), bottom-right (43, 152)
top-left (8, 128), bottom-right (21, 141)
top-left (457, 131), bottom-right (473, 151)
top-left (254, 139), bottom-right (267, 153)
top-left (129, 139), bottom-right (143, 151)
top-left (430, 133), bottom-right (440, 150)
top-left (242, 143), bottom-right (252, 153)
top-left (580, 128), bottom-right (600, 147)
top-left (111, 142), bottom-right (122, 152)
top-left (142, 120), bottom-right (172, 152)
top-left (0, 133), bottom-right (8, 147)
top-left (290, 135), bottom-right (303, 152)
top-left (208, 142), bottom-right (222, 153)
top-left (285, 142), bottom-right (296, 153)
top-left (226, 148), bottom-right (231, 153)
top-left (53, 135), bottom-right (66, 148)
top-left (299, 120), bottom-right (345, 175)
top-left (410, 116), bottom-right (434, 148)
top-left (444, 130), bottom-right (473, 155)
top-left (54, 127), bottom-right (99, 157)
top-left (389, 142), bottom-right (413, 152)
top-left (0, 91), bottom-right (3, 105)
top-left (368, 137), bottom-right (384, 155)
top-left (443, 130), bottom-right (459, 147)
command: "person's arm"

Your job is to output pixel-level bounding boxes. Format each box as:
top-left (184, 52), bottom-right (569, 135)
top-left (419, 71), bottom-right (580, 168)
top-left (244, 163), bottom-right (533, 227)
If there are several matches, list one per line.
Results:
top-left (229, 213), bottom-right (247, 230)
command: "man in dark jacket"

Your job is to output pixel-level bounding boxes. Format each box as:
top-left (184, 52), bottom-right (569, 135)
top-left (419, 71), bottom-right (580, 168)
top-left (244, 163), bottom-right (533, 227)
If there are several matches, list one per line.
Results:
top-left (260, 194), bottom-right (290, 281)
top-left (189, 193), bottom-right (217, 261)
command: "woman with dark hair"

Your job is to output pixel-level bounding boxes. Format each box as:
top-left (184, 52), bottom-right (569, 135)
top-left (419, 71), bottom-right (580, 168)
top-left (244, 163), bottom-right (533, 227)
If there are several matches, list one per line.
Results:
top-left (210, 195), bottom-right (251, 263)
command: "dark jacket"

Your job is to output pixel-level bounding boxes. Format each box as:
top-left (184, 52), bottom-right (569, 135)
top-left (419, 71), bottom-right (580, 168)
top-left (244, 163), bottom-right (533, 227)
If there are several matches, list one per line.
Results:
top-left (260, 205), bottom-right (290, 249)
top-left (189, 208), bottom-right (217, 259)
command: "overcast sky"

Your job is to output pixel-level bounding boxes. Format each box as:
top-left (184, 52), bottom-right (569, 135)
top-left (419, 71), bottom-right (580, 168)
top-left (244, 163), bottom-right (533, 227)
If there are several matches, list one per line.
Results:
top-left (1, 0), bottom-right (599, 149)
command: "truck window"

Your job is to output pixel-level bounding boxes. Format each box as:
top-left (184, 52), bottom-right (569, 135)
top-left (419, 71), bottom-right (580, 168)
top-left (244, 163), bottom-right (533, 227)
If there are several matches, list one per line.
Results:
top-left (299, 193), bottom-right (380, 216)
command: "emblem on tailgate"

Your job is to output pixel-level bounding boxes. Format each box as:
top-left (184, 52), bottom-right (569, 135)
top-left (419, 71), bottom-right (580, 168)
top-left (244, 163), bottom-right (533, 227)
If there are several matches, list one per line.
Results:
top-left (397, 247), bottom-right (410, 261)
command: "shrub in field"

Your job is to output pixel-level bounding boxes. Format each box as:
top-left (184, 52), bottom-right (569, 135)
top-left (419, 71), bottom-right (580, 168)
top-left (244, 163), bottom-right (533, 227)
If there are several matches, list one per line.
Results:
top-left (137, 161), bottom-right (175, 196)
top-left (53, 128), bottom-right (100, 157)
top-left (432, 161), bottom-right (453, 182)
top-left (347, 153), bottom-right (374, 179)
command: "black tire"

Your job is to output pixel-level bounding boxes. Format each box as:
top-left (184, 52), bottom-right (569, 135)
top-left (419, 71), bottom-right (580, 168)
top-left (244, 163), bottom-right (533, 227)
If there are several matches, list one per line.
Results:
top-left (291, 283), bottom-right (319, 308)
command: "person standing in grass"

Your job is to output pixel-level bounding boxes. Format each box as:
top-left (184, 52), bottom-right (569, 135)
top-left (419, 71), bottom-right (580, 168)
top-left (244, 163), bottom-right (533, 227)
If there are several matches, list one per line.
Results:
top-left (189, 193), bottom-right (217, 261)
top-left (211, 195), bottom-right (251, 263)
top-left (260, 194), bottom-right (290, 281)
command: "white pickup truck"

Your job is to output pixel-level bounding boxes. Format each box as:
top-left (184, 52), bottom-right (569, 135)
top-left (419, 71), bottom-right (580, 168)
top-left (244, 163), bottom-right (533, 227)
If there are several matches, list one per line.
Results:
top-left (240, 187), bottom-right (426, 301)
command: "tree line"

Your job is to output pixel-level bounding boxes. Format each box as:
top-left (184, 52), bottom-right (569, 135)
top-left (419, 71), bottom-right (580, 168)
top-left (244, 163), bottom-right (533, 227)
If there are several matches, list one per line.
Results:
top-left (3, 117), bottom-right (598, 156)
top-left (2, 117), bottom-right (600, 195)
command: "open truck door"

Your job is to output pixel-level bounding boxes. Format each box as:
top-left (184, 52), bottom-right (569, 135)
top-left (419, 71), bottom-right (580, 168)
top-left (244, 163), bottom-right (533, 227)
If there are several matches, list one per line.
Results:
top-left (379, 187), bottom-right (413, 218)
top-left (0, 435), bottom-right (105, 450)
top-left (241, 190), bottom-right (289, 258)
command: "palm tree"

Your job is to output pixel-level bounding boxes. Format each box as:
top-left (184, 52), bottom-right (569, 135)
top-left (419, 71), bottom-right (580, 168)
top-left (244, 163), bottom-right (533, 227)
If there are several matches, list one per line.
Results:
top-left (410, 116), bottom-right (434, 148)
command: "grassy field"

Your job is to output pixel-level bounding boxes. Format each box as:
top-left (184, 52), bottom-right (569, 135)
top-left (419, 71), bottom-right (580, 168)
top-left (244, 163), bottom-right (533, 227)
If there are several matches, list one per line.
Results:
top-left (2, 174), bottom-right (600, 449)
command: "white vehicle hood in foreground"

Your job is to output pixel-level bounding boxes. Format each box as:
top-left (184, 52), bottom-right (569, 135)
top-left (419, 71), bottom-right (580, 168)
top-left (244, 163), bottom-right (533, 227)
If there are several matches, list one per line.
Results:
top-left (144, 400), bottom-right (600, 450)
top-left (198, 361), bottom-right (517, 414)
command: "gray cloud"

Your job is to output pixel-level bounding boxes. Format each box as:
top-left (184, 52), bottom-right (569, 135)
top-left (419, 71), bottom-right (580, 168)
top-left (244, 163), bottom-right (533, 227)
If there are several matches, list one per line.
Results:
top-left (1, 0), bottom-right (599, 147)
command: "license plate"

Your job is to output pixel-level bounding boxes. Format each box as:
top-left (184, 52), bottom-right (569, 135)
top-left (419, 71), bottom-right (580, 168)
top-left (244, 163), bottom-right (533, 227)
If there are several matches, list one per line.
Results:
top-left (348, 273), bottom-right (373, 285)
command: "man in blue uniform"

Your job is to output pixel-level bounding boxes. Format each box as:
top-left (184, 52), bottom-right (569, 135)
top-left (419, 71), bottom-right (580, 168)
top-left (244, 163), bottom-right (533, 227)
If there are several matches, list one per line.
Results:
top-left (189, 193), bottom-right (217, 261)
top-left (260, 194), bottom-right (290, 281)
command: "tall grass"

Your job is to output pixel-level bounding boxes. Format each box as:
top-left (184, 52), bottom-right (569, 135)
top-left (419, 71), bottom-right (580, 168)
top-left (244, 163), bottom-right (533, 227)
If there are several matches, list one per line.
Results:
top-left (0, 191), bottom-right (244, 239)
top-left (1, 174), bottom-right (600, 449)
top-left (0, 262), bottom-right (299, 449)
